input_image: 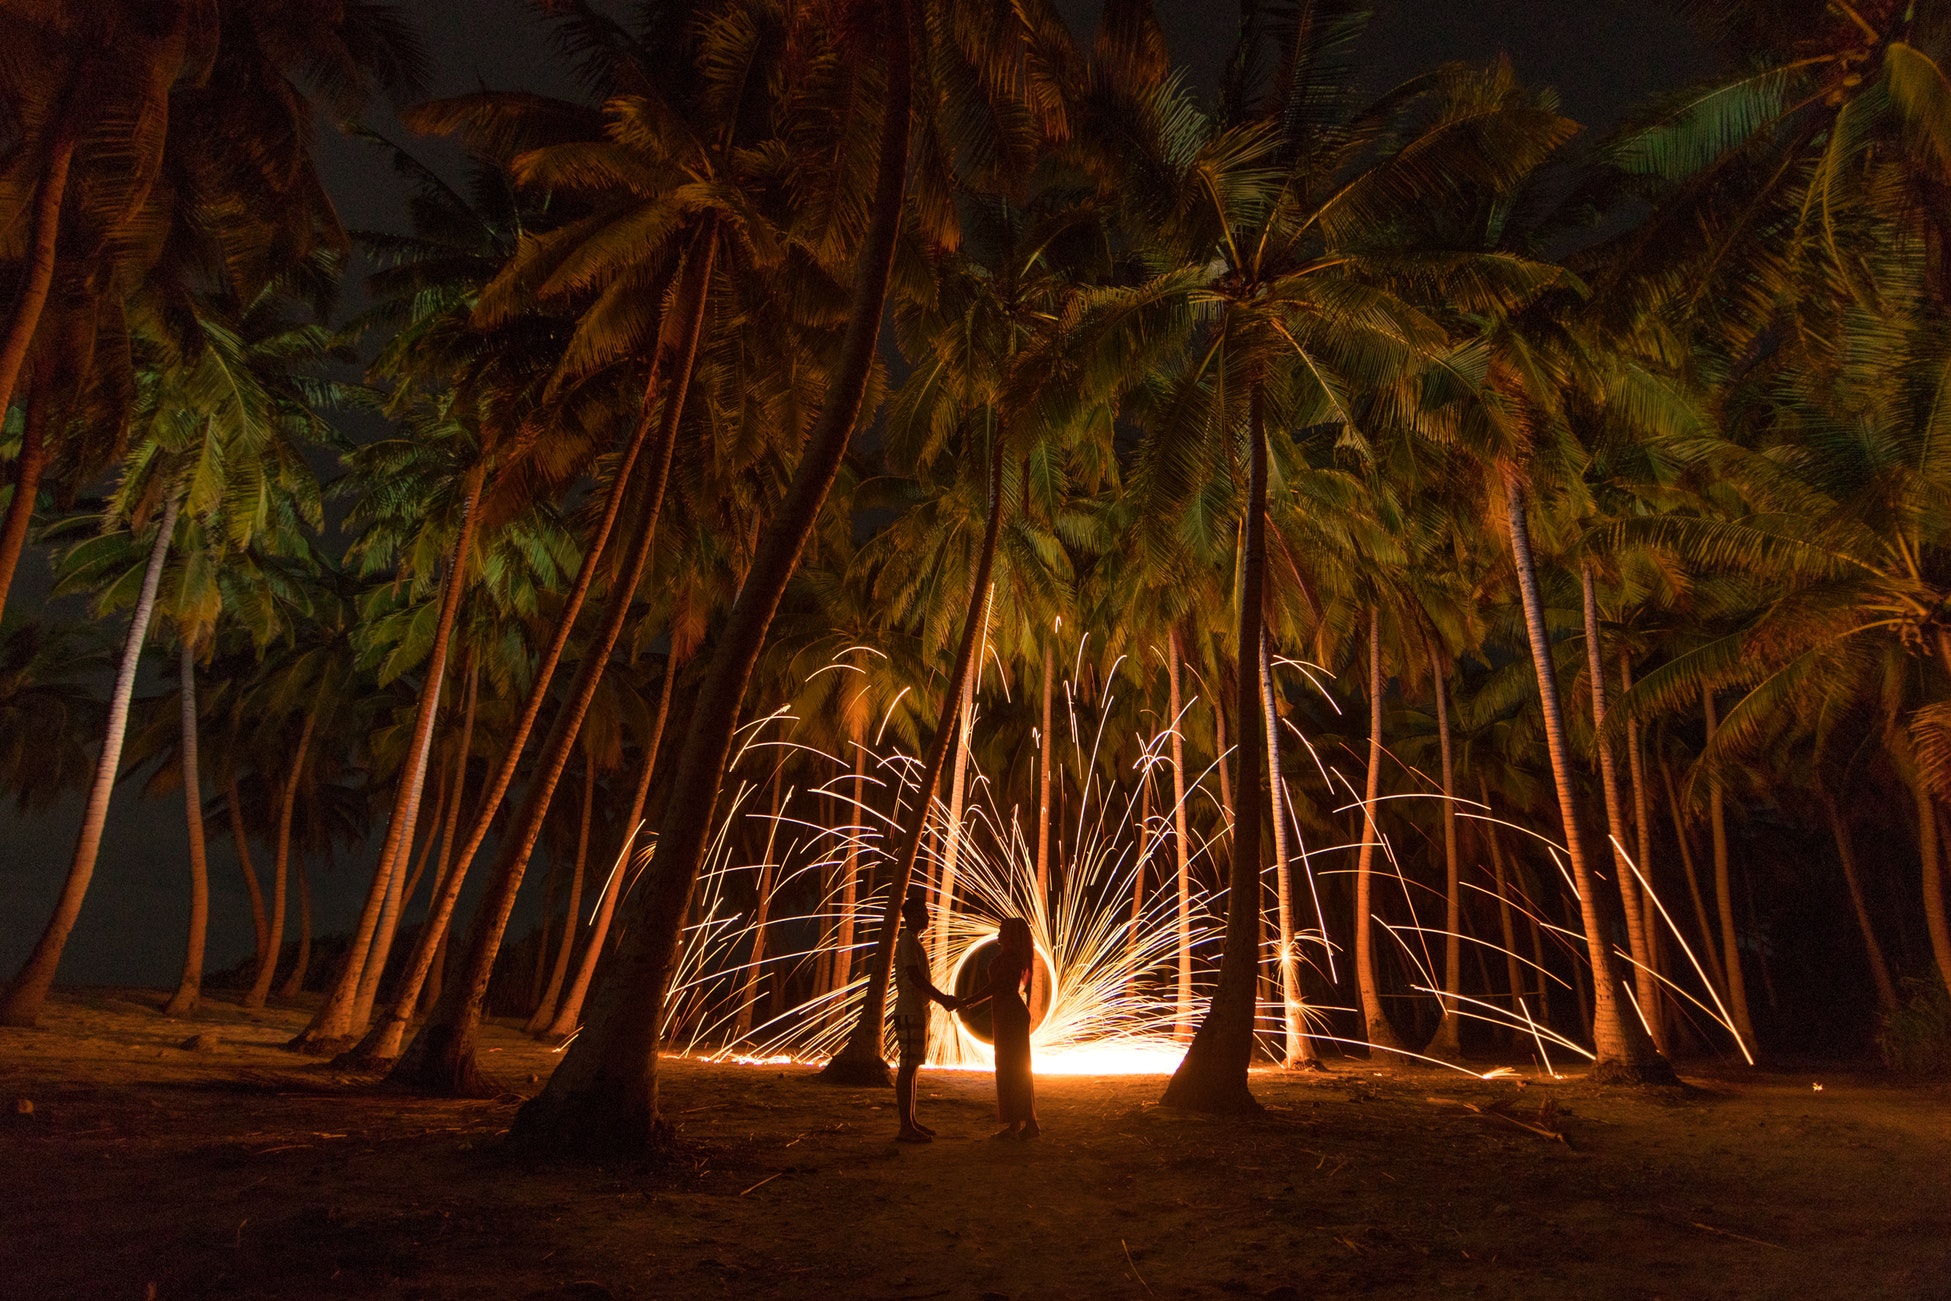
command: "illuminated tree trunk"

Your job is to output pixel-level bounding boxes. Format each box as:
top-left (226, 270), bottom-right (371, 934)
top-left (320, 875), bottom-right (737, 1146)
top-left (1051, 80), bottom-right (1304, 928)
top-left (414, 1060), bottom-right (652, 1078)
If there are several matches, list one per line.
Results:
top-left (1703, 690), bottom-right (1756, 1051)
top-left (544, 656), bottom-right (674, 1041)
top-left (1819, 788), bottom-right (1897, 1013)
top-left (1162, 378), bottom-right (1269, 1113)
top-left (422, 659), bottom-right (478, 1014)
top-left (517, 10), bottom-right (912, 1142)
top-left (1582, 565), bottom-right (1659, 1045)
top-left (1426, 634), bottom-right (1464, 1059)
top-left (1503, 466), bottom-right (1669, 1081)
top-left (399, 762), bottom-right (450, 919)
top-left (247, 711), bottom-right (315, 1008)
top-left (165, 643), bottom-right (211, 1017)
top-left (294, 461), bottom-right (483, 1051)
top-left (1353, 608), bottom-right (1401, 1052)
top-left (529, 748), bottom-right (595, 1033)
top-left (1621, 652), bottom-right (1668, 1040)
top-left (2, 494), bottom-right (178, 1027)
top-left (1259, 630), bottom-right (1314, 1067)
top-left (227, 775), bottom-right (267, 981)
top-left (1167, 625), bottom-right (1195, 1040)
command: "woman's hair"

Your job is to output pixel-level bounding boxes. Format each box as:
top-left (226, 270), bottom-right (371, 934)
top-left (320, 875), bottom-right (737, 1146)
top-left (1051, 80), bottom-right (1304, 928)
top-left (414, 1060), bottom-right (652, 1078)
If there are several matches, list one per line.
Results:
top-left (994, 917), bottom-right (1033, 986)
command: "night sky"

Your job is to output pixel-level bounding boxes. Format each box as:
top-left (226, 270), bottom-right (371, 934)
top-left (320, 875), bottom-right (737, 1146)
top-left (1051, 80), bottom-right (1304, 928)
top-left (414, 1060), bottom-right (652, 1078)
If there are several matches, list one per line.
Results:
top-left (2, 1), bottom-right (1708, 988)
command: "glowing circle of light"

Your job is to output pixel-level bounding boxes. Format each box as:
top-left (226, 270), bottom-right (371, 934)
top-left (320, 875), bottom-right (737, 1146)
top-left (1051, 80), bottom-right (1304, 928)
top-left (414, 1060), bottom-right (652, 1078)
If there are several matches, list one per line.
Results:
top-left (949, 931), bottom-right (1058, 1045)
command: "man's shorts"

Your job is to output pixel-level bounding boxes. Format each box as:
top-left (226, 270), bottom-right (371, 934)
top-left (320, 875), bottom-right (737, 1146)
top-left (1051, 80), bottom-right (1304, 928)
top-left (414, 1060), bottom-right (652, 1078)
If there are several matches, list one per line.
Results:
top-left (893, 1012), bottom-right (927, 1067)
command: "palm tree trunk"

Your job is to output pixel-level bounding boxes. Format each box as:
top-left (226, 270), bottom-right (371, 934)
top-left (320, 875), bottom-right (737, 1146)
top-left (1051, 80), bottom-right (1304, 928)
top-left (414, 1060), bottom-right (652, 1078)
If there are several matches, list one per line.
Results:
top-left (248, 711), bottom-right (315, 1008)
top-left (2, 495), bottom-right (178, 1026)
top-left (1914, 778), bottom-right (1951, 1001)
top-left (1481, 777), bottom-right (1524, 1035)
top-left (420, 658), bottom-right (477, 1015)
top-left (227, 775), bottom-right (268, 978)
top-left (1702, 690), bottom-right (1757, 1051)
top-left (1581, 564), bottom-right (1660, 1046)
top-left (165, 643), bottom-right (211, 1017)
top-left (517, 7), bottom-right (912, 1143)
top-left (1259, 630), bottom-right (1315, 1068)
top-left (934, 608), bottom-right (984, 971)
top-left (530, 861), bottom-right (561, 1014)
top-left (1661, 752), bottom-right (1727, 995)
top-left (530, 749), bottom-right (596, 1033)
top-left (0, 390), bottom-right (49, 630)
top-left (0, 127), bottom-right (74, 621)
top-left (1501, 466), bottom-right (1668, 1081)
top-left (1818, 788), bottom-right (1897, 1013)
top-left (543, 656), bottom-right (675, 1041)
top-left (399, 760), bottom-right (450, 916)
top-left (293, 461), bottom-right (484, 1051)
top-left (386, 226), bottom-right (720, 1093)
top-left (1037, 636), bottom-right (1055, 906)
top-left (1353, 607), bottom-right (1401, 1052)
top-left (280, 859), bottom-right (312, 1000)
top-left (1167, 625), bottom-right (1195, 1040)
top-left (1621, 652), bottom-right (1668, 1042)
top-left (1426, 634), bottom-right (1464, 1059)
top-left (1162, 379), bottom-right (1269, 1113)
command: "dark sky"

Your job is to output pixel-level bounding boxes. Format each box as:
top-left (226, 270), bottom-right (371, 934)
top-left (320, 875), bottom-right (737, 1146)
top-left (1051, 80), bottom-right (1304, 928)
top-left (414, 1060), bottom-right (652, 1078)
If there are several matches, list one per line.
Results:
top-left (2, 1), bottom-right (1708, 989)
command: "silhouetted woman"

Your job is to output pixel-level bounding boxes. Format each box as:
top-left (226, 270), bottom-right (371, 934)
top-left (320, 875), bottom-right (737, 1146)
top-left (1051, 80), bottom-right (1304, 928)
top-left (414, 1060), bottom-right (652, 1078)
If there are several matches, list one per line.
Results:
top-left (987, 916), bottom-right (1039, 1139)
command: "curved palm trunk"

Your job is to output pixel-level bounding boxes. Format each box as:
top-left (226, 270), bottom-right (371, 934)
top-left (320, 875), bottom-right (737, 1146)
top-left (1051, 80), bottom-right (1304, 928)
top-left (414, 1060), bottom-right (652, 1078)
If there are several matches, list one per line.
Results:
top-left (227, 776), bottom-right (268, 978)
top-left (1260, 632), bottom-right (1317, 1068)
top-left (0, 129), bottom-right (74, 623)
top-left (280, 860), bottom-right (312, 1000)
top-left (1037, 638), bottom-right (1055, 906)
top-left (2, 495), bottom-right (178, 1026)
top-left (1502, 466), bottom-right (1670, 1082)
top-left (528, 749), bottom-right (596, 1034)
top-left (358, 760), bottom-right (444, 1027)
top-left (386, 231), bottom-right (720, 1096)
top-left (1914, 777), bottom-right (1951, 1002)
top-left (420, 659), bottom-right (478, 1014)
top-left (516, 11), bottom-right (913, 1142)
top-left (165, 644), bottom-right (211, 1017)
top-left (543, 657), bottom-right (675, 1041)
top-left (1353, 608), bottom-right (1401, 1052)
top-left (1818, 788), bottom-right (1897, 1013)
top-left (1162, 381), bottom-right (1269, 1113)
top-left (247, 711), bottom-right (315, 1008)
top-left (0, 392), bottom-right (49, 633)
top-left (292, 462), bottom-right (484, 1051)
top-left (1425, 635), bottom-right (1464, 1059)
top-left (1702, 690), bottom-right (1756, 1051)
top-left (1166, 626), bottom-right (1195, 1039)
top-left (1582, 565), bottom-right (1659, 1045)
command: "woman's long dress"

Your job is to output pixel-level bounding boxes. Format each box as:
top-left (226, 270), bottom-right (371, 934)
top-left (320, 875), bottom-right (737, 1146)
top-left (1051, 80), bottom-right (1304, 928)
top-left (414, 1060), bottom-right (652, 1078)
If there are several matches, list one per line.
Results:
top-left (988, 954), bottom-right (1035, 1123)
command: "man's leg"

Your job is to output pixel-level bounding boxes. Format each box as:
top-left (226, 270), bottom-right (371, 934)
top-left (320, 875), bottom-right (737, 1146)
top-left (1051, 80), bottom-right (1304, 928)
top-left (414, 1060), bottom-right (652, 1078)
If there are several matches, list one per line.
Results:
top-left (896, 1064), bottom-right (928, 1140)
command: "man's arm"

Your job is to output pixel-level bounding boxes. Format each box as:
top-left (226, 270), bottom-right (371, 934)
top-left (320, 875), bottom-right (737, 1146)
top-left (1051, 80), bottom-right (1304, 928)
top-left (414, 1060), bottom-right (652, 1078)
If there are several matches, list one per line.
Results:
top-left (901, 955), bottom-right (958, 1008)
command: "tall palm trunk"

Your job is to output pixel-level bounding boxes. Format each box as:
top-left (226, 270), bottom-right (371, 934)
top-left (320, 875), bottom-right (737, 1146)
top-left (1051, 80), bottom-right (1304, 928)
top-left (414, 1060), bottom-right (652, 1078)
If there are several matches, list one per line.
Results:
top-left (280, 860), bottom-right (312, 1000)
top-left (1621, 652), bottom-right (1667, 1039)
top-left (1259, 630), bottom-right (1314, 1068)
top-left (358, 758), bottom-right (442, 1027)
top-left (544, 657), bottom-right (675, 1041)
top-left (1582, 565), bottom-right (1659, 1044)
top-left (1703, 690), bottom-right (1756, 1050)
top-left (1818, 788), bottom-right (1897, 1013)
top-left (1167, 625), bottom-right (1195, 1039)
top-left (165, 643), bottom-right (211, 1017)
top-left (292, 461), bottom-right (484, 1051)
top-left (529, 748), bottom-right (595, 1033)
top-left (1162, 379), bottom-right (1269, 1113)
top-left (387, 228), bottom-right (720, 1094)
top-left (0, 127), bottom-right (74, 622)
top-left (518, 8), bottom-right (912, 1141)
top-left (421, 658), bottom-right (478, 1013)
top-left (227, 775), bottom-right (267, 979)
top-left (1481, 776), bottom-right (1524, 1032)
top-left (1662, 753), bottom-right (1728, 1000)
top-left (248, 711), bottom-right (315, 1008)
top-left (2, 495), bottom-right (178, 1026)
top-left (1914, 777), bottom-right (1951, 1001)
top-left (1353, 608), bottom-right (1401, 1052)
top-left (1426, 635), bottom-right (1464, 1058)
top-left (1037, 637), bottom-right (1055, 905)
top-left (1502, 467), bottom-right (1669, 1080)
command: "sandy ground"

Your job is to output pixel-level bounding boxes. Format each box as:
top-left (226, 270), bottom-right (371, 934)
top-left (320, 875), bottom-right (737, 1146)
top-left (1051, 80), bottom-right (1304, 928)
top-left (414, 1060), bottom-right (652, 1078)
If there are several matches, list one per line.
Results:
top-left (1, 990), bottom-right (1948, 1300)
